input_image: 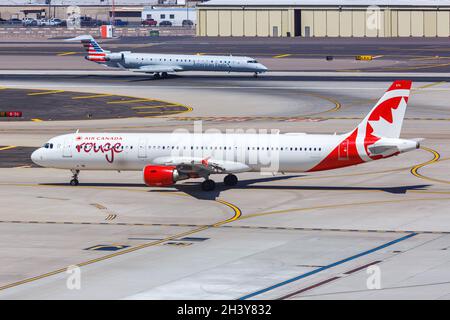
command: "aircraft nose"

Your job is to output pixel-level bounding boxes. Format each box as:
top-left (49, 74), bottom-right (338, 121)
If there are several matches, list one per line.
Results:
top-left (31, 148), bottom-right (43, 166)
top-left (258, 64), bottom-right (268, 72)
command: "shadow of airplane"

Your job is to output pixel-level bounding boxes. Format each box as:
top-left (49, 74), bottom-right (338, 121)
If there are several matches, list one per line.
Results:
top-left (41, 178), bottom-right (431, 201)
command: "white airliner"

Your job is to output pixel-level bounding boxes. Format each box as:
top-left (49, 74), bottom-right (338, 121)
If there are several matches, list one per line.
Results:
top-left (66, 35), bottom-right (268, 78)
top-left (31, 81), bottom-right (420, 191)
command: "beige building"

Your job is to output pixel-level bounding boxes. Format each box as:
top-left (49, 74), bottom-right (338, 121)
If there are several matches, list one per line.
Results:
top-left (197, 0), bottom-right (450, 37)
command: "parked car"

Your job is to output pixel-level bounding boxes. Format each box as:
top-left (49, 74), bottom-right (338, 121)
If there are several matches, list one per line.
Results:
top-left (0, 18), bottom-right (6, 24)
top-left (80, 16), bottom-right (100, 27)
top-left (159, 20), bottom-right (172, 27)
top-left (141, 19), bottom-right (157, 27)
top-left (182, 19), bottom-right (193, 27)
top-left (8, 18), bottom-right (22, 25)
top-left (48, 18), bottom-right (63, 26)
top-left (22, 18), bottom-right (36, 26)
top-left (36, 18), bottom-right (50, 26)
top-left (113, 19), bottom-right (128, 27)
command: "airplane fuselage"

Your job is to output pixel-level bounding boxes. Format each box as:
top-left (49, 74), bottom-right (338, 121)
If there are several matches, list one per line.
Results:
top-left (31, 132), bottom-right (418, 173)
top-left (103, 52), bottom-right (268, 73)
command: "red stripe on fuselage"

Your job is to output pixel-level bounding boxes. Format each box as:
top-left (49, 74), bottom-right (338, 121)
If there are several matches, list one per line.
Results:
top-left (308, 129), bottom-right (364, 172)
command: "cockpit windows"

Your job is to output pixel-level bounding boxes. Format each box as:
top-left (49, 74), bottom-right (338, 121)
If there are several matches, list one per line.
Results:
top-left (247, 60), bottom-right (258, 63)
top-left (43, 143), bottom-right (54, 149)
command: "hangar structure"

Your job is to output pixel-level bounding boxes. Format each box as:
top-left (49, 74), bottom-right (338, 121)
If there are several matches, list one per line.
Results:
top-left (196, 0), bottom-right (450, 37)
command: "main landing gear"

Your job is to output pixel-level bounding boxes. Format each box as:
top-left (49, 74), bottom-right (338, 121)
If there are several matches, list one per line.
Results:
top-left (201, 179), bottom-right (215, 191)
top-left (224, 174), bottom-right (238, 186)
top-left (200, 174), bottom-right (238, 191)
top-left (70, 169), bottom-right (80, 186)
top-left (153, 72), bottom-right (169, 79)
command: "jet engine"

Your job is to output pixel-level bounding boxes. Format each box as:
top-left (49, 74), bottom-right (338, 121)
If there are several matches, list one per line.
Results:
top-left (143, 165), bottom-right (188, 187)
top-left (104, 51), bottom-right (130, 62)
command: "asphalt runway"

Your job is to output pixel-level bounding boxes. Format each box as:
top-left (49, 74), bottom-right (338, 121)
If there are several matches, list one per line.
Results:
top-left (0, 71), bottom-right (449, 299)
top-left (0, 87), bottom-right (190, 121)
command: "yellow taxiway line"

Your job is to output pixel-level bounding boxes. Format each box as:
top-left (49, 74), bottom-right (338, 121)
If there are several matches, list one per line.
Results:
top-left (0, 192), bottom-right (241, 292)
top-left (416, 81), bottom-right (446, 90)
top-left (0, 146), bottom-right (16, 151)
top-left (107, 99), bottom-right (154, 104)
top-left (71, 94), bottom-right (113, 99)
top-left (411, 147), bottom-right (450, 184)
top-left (27, 90), bottom-right (64, 96)
top-left (273, 54), bottom-right (292, 58)
top-left (57, 52), bottom-right (78, 56)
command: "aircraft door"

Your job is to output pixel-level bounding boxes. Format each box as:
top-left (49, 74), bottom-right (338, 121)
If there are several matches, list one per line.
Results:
top-left (63, 138), bottom-right (72, 158)
top-left (138, 138), bottom-right (147, 158)
top-left (338, 140), bottom-right (349, 160)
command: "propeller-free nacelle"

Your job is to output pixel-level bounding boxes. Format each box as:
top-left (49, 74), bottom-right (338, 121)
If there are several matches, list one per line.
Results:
top-left (104, 51), bottom-right (130, 62)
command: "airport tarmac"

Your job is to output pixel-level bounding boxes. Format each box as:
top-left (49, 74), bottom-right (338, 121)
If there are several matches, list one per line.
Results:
top-left (2, 37), bottom-right (450, 72)
top-left (0, 70), bottom-right (449, 299)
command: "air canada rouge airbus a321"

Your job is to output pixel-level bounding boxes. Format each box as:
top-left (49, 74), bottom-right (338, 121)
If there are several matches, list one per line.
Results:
top-left (66, 35), bottom-right (268, 78)
top-left (31, 80), bottom-right (421, 191)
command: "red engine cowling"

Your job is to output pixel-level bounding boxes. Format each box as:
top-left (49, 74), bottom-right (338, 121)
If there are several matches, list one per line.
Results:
top-left (143, 165), bottom-right (181, 187)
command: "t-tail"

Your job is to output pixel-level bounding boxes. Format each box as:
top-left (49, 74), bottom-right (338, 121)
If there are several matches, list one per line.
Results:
top-left (65, 35), bottom-right (109, 63)
top-left (309, 80), bottom-right (421, 172)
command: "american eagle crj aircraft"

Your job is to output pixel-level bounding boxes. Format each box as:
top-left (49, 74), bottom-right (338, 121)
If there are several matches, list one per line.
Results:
top-left (31, 80), bottom-right (421, 191)
top-left (66, 35), bottom-right (268, 78)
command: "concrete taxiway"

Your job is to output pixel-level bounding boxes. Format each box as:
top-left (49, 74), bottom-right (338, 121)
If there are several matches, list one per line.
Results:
top-left (0, 69), bottom-right (449, 299)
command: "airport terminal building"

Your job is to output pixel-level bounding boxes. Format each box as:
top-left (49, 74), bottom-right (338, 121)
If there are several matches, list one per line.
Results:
top-left (197, 0), bottom-right (450, 37)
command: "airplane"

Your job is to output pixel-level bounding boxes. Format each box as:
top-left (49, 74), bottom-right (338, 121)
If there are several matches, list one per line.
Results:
top-left (66, 35), bottom-right (268, 78)
top-left (31, 80), bottom-right (421, 191)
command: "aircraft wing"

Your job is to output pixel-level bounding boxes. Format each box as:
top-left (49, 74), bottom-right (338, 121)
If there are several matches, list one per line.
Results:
top-left (151, 156), bottom-right (251, 176)
top-left (130, 65), bottom-right (184, 73)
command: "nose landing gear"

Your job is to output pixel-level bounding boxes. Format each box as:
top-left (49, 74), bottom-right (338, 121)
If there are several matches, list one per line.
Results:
top-left (70, 169), bottom-right (80, 186)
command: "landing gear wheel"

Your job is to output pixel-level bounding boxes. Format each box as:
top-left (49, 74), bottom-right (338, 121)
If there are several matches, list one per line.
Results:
top-left (201, 179), bottom-right (216, 191)
top-left (161, 72), bottom-right (168, 78)
top-left (70, 169), bottom-right (80, 186)
top-left (224, 174), bottom-right (238, 186)
top-left (153, 73), bottom-right (161, 79)
top-left (253, 72), bottom-right (259, 78)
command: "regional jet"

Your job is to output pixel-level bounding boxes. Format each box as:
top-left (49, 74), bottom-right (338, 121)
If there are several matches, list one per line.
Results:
top-left (66, 35), bottom-right (268, 78)
top-left (31, 81), bottom-right (421, 191)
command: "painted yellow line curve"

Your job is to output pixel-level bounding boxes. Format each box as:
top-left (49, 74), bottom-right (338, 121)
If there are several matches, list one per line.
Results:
top-left (411, 147), bottom-right (450, 184)
top-left (302, 93), bottom-right (341, 117)
top-left (0, 191), bottom-right (241, 292)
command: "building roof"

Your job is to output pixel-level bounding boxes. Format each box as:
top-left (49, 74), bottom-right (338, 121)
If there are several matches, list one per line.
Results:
top-left (200, 0), bottom-right (450, 7)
